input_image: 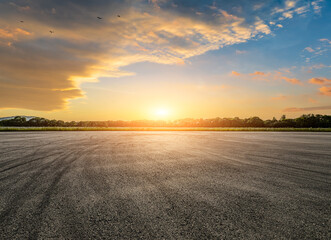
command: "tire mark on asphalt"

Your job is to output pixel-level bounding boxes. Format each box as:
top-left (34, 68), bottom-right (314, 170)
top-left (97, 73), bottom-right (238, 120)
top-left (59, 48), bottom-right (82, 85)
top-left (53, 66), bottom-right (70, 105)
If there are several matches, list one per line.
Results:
top-left (0, 132), bottom-right (330, 239)
top-left (0, 138), bottom-right (88, 168)
top-left (27, 143), bottom-right (101, 240)
top-left (0, 152), bottom-right (61, 174)
top-left (202, 148), bottom-right (331, 185)
top-left (0, 141), bottom-right (101, 239)
top-left (78, 140), bottom-right (167, 239)
top-left (0, 150), bottom-right (74, 222)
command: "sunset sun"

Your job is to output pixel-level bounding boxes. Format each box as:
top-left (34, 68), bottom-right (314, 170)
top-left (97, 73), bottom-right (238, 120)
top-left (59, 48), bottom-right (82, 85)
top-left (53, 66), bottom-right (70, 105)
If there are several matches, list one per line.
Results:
top-left (155, 108), bottom-right (170, 118)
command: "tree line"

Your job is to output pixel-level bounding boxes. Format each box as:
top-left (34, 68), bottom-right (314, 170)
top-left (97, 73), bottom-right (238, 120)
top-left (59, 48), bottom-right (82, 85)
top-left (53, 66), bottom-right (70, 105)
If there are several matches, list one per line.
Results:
top-left (0, 114), bottom-right (331, 128)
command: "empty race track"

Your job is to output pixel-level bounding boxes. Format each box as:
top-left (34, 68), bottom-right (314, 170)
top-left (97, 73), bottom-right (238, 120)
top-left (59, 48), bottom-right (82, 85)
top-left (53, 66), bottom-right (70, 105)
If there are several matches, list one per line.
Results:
top-left (0, 132), bottom-right (330, 239)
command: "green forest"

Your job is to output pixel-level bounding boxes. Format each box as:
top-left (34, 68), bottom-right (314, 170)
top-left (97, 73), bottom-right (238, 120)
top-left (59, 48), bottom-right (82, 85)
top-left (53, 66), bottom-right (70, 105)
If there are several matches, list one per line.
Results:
top-left (1, 114), bottom-right (331, 128)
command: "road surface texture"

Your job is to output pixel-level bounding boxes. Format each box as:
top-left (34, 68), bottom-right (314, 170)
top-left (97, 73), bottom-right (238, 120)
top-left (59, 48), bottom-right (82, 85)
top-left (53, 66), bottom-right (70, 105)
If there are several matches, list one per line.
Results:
top-left (0, 132), bottom-right (330, 239)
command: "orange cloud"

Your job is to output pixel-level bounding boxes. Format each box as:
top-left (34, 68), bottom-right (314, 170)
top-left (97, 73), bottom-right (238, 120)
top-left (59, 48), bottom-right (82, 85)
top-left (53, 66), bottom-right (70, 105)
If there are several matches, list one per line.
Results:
top-left (319, 86), bottom-right (331, 96)
top-left (283, 106), bottom-right (331, 112)
top-left (0, 28), bottom-right (13, 38)
top-left (0, 83), bottom-right (82, 111)
top-left (309, 77), bottom-right (331, 85)
top-left (133, 42), bottom-right (149, 52)
top-left (232, 70), bottom-right (303, 85)
top-left (176, 59), bottom-right (185, 65)
top-left (282, 77), bottom-right (302, 85)
top-left (250, 71), bottom-right (265, 76)
top-left (15, 28), bottom-right (31, 36)
top-left (231, 71), bottom-right (241, 76)
top-left (0, 27), bottom-right (32, 47)
top-left (0, 27), bottom-right (31, 39)
top-left (271, 94), bottom-right (287, 100)
top-left (308, 98), bottom-right (318, 103)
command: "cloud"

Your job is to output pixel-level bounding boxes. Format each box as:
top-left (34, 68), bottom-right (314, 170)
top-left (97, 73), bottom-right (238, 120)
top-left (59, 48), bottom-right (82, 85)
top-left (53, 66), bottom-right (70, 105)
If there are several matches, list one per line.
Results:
top-left (0, 27), bottom-right (31, 45)
top-left (253, 3), bottom-right (264, 11)
top-left (250, 71), bottom-right (266, 76)
top-left (282, 11), bottom-right (293, 19)
top-left (254, 17), bottom-right (271, 35)
top-left (282, 77), bottom-right (302, 85)
top-left (309, 78), bottom-right (324, 85)
top-left (308, 64), bottom-right (329, 70)
top-left (235, 50), bottom-right (247, 55)
top-left (231, 71), bottom-right (241, 76)
top-left (319, 86), bottom-right (331, 96)
top-left (283, 105), bottom-right (331, 112)
top-left (319, 38), bottom-right (331, 44)
top-left (311, 0), bottom-right (324, 14)
top-left (0, 0), bottom-right (323, 111)
top-left (271, 94), bottom-right (287, 100)
top-left (285, 0), bottom-right (297, 9)
top-left (308, 77), bottom-right (331, 97)
top-left (232, 70), bottom-right (303, 85)
top-left (304, 47), bottom-right (314, 52)
top-left (309, 77), bottom-right (331, 85)
top-left (295, 6), bottom-right (308, 14)
top-left (9, 2), bottom-right (30, 12)
top-left (302, 38), bottom-right (330, 62)
top-left (0, 84), bottom-right (82, 110)
top-left (272, 0), bottom-right (312, 21)
top-left (308, 98), bottom-right (318, 103)
top-left (279, 66), bottom-right (296, 73)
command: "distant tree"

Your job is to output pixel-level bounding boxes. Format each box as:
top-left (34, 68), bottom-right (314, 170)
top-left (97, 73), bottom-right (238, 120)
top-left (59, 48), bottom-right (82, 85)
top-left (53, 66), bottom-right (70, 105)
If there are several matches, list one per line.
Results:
top-left (246, 117), bottom-right (265, 127)
top-left (1, 115), bottom-right (331, 128)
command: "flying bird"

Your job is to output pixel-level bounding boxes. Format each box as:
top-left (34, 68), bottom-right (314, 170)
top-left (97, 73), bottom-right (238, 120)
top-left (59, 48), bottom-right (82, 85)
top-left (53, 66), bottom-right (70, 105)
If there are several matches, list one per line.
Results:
top-left (20, 20), bottom-right (24, 23)
top-left (117, 15), bottom-right (120, 17)
top-left (97, 17), bottom-right (102, 19)
top-left (49, 30), bottom-right (54, 34)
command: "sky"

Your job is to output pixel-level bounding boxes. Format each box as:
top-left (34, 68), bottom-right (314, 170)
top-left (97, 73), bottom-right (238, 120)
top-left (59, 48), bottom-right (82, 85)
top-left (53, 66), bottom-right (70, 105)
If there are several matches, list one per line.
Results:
top-left (0, 0), bottom-right (330, 121)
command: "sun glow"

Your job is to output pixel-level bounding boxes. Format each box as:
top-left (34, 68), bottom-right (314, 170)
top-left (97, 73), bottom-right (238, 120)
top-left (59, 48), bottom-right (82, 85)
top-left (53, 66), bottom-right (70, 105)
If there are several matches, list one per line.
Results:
top-left (154, 108), bottom-right (170, 119)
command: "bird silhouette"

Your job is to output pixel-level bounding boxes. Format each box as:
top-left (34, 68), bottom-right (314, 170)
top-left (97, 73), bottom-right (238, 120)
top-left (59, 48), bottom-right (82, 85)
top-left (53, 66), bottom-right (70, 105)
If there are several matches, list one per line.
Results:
top-left (20, 20), bottom-right (24, 23)
top-left (97, 17), bottom-right (102, 19)
top-left (117, 15), bottom-right (121, 17)
top-left (49, 30), bottom-right (54, 34)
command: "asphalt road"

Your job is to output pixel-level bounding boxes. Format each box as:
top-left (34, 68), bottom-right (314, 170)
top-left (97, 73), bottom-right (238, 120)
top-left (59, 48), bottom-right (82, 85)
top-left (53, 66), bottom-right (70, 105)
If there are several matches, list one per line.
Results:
top-left (0, 132), bottom-right (330, 239)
